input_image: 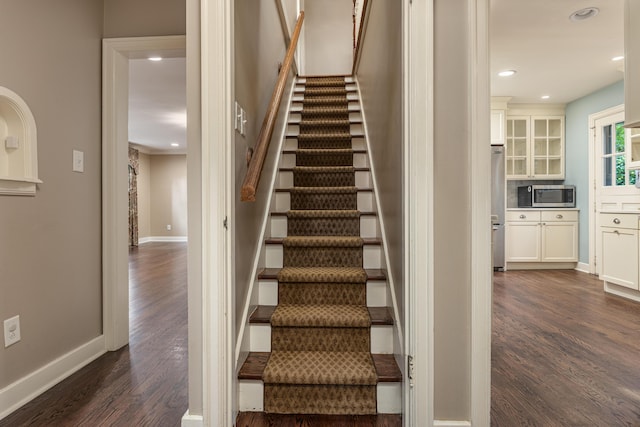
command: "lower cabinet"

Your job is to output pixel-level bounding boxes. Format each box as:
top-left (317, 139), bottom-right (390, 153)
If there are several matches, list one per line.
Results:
top-left (600, 213), bottom-right (639, 291)
top-left (506, 209), bottom-right (578, 269)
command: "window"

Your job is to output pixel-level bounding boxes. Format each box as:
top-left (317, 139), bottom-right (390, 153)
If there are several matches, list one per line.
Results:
top-left (602, 120), bottom-right (637, 187)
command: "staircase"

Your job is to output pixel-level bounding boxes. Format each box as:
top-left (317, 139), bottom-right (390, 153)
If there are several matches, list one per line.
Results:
top-left (238, 76), bottom-right (402, 418)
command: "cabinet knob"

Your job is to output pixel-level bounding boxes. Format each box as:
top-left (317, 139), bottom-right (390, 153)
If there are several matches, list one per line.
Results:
top-left (519, 214), bottom-right (526, 219)
top-left (556, 214), bottom-right (563, 219)
top-left (613, 218), bottom-right (621, 224)
top-left (614, 230), bottom-right (620, 235)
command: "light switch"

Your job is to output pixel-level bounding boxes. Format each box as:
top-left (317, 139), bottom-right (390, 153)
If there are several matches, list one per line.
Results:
top-left (240, 108), bottom-right (247, 136)
top-left (73, 150), bottom-right (84, 173)
top-left (5, 136), bottom-right (19, 149)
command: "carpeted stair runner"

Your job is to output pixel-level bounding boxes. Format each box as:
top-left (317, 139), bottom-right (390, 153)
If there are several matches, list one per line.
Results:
top-left (262, 75), bottom-right (378, 415)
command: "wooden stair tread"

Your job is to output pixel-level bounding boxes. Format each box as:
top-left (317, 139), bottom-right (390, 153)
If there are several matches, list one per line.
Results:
top-left (238, 351), bottom-right (402, 382)
top-left (258, 267), bottom-right (386, 281)
top-left (275, 187), bottom-right (373, 193)
top-left (236, 412), bottom-right (402, 426)
top-left (249, 305), bottom-right (394, 326)
top-left (265, 237), bottom-right (382, 245)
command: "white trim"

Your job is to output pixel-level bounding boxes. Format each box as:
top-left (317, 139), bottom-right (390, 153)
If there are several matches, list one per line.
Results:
top-left (201, 0), bottom-right (234, 425)
top-left (181, 410), bottom-right (204, 427)
top-left (234, 79), bottom-right (297, 365)
top-left (433, 421), bottom-right (472, 427)
top-left (576, 262), bottom-right (590, 273)
top-left (469, 0), bottom-right (492, 425)
top-left (354, 77), bottom-right (404, 354)
top-left (588, 104), bottom-right (625, 275)
top-left (0, 336), bottom-right (105, 420)
top-left (138, 236), bottom-right (188, 244)
top-left (404, 0), bottom-right (434, 425)
top-left (102, 36), bottom-right (187, 352)
top-left (604, 281), bottom-right (640, 303)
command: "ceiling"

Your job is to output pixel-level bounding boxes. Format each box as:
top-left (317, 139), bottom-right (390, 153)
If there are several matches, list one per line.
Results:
top-left (127, 1), bottom-right (625, 152)
top-left (490, 0), bottom-right (625, 104)
top-left (128, 57), bottom-right (186, 154)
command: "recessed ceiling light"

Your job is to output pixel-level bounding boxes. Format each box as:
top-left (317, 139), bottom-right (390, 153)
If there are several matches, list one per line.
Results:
top-left (570, 7), bottom-right (599, 22)
top-left (171, 143), bottom-right (180, 147)
top-left (148, 56), bottom-right (163, 61)
top-left (498, 70), bottom-right (516, 77)
top-left (541, 95), bottom-right (550, 100)
top-left (612, 56), bottom-right (625, 62)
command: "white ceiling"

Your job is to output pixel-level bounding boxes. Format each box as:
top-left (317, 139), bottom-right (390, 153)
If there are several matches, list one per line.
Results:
top-left (128, 57), bottom-right (186, 154)
top-left (127, 2), bottom-right (625, 151)
top-left (491, 0), bottom-right (625, 104)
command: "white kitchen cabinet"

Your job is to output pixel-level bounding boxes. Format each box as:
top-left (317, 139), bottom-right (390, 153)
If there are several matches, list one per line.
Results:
top-left (491, 109), bottom-right (505, 146)
top-left (600, 213), bottom-right (639, 291)
top-left (506, 209), bottom-right (578, 269)
top-left (505, 115), bottom-right (564, 180)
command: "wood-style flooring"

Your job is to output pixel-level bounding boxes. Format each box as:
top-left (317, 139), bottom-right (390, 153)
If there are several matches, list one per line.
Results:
top-left (0, 242), bottom-right (188, 427)
top-left (492, 269), bottom-right (640, 426)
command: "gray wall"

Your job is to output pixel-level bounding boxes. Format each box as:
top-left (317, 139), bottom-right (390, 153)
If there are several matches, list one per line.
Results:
top-left (234, 0), bottom-right (292, 335)
top-left (149, 155), bottom-right (188, 237)
top-left (303, 0), bottom-right (353, 75)
top-left (0, 0), bottom-right (104, 388)
top-left (104, 0), bottom-right (186, 38)
top-left (355, 0), bottom-right (405, 340)
top-left (434, 0), bottom-right (471, 420)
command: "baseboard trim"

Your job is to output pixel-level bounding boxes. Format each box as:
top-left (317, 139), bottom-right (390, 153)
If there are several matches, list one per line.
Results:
top-left (0, 335), bottom-right (106, 420)
top-left (575, 262), bottom-right (590, 273)
top-left (139, 236), bottom-right (188, 244)
top-left (433, 421), bottom-right (472, 427)
top-left (181, 410), bottom-right (204, 427)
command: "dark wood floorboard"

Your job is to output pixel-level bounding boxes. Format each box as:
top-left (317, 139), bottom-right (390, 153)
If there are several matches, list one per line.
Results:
top-left (492, 269), bottom-right (640, 426)
top-left (236, 412), bottom-right (402, 427)
top-left (0, 242), bottom-right (188, 427)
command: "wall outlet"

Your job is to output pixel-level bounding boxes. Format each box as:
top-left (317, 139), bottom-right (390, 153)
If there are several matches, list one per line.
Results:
top-left (4, 315), bottom-right (21, 348)
top-left (166, 224), bottom-right (172, 231)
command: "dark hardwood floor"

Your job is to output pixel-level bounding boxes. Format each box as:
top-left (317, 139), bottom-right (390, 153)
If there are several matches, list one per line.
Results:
top-left (492, 269), bottom-right (640, 426)
top-left (0, 242), bottom-right (188, 427)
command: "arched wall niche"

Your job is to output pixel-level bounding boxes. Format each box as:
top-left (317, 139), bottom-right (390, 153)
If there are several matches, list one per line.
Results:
top-left (0, 86), bottom-right (41, 196)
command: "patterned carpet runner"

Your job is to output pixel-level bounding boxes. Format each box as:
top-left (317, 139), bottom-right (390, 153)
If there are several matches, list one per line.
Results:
top-left (262, 76), bottom-right (378, 415)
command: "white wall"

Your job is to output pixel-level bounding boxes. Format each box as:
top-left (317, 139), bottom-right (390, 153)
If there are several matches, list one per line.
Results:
top-left (303, 0), bottom-right (353, 75)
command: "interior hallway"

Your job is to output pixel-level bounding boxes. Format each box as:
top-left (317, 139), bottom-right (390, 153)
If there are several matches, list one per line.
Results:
top-left (0, 242), bottom-right (188, 427)
top-left (492, 269), bottom-right (640, 425)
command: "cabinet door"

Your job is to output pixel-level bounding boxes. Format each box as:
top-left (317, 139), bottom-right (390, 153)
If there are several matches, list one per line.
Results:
top-left (505, 117), bottom-right (529, 178)
top-left (491, 110), bottom-right (505, 145)
top-left (541, 222), bottom-right (578, 262)
top-left (601, 228), bottom-right (639, 290)
top-left (531, 116), bottom-right (564, 179)
top-left (506, 222), bottom-right (540, 261)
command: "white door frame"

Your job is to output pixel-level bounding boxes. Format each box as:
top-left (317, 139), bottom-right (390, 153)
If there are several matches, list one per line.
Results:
top-left (102, 36), bottom-right (187, 351)
top-left (201, 1), bottom-right (234, 425)
top-left (588, 104), bottom-right (625, 275)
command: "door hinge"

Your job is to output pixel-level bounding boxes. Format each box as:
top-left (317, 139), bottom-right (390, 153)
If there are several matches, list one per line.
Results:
top-left (407, 355), bottom-right (415, 387)
top-left (223, 216), bottom-right (228, 230)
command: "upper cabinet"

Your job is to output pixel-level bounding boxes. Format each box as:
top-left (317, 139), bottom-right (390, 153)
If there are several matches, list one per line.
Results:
top-left (624, 0), bottom-right (640, 128)
top-left (505, 114), bottom-right (565, 180)
top-left (491, 110), bottom-right (505, 145)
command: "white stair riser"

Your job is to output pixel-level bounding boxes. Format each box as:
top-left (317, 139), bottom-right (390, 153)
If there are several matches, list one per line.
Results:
top-left (277, 170), bottom-right (371, 189)
top-left (280, 152), bottom-right (368, 169)
top-left (288, 111), bottom-right (363, 123)
top-left (238, 381), bottom-right (402, 414)
top-left (297, 77), bottom-right (356, 84)
top-left (287, 123), bottom-right (364, 136)
top-left (283, 136), bottom-right (367, 150)
top-left (272, 191), bottom-right (375, 213)
top-left (248, 324), bottom-right (393, 354)
top-left (294, 82), bottom-right (357, 91)
top-left (264, 244), bottom-right (382, 269)
top-left (239, 380), bottom-right (264, 412)
top-left (292, 93), bottom-right (359, 102)
top-left (258, 279), bottom-right (388, 307)
top-left (269, 215), bottom-right (379, 239)
top-left (377, 383), bottom-right (403, 414)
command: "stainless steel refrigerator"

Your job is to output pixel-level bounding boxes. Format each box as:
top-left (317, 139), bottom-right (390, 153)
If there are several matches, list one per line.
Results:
top-left (491, 145), bottom-right (505, 270)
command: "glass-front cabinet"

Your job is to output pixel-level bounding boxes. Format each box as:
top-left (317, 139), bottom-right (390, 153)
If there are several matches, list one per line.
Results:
top-left (506, 115), bottom-right (565, 180)
top-left (627, 127), bottom-right (640, 170)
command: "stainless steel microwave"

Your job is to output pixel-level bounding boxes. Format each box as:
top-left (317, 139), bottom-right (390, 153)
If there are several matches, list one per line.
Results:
top-left (517, 185), bottom-right (576, 208)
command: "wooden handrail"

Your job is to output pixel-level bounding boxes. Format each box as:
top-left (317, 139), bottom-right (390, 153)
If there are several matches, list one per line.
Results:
top-left (241, 11), bottom-right (305, 202)
top-left (351, 0), bottom-right (369, 76)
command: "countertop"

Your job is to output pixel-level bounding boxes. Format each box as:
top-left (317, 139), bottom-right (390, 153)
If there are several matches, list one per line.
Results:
top-left (506, 207), bottom-right (580, 211)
